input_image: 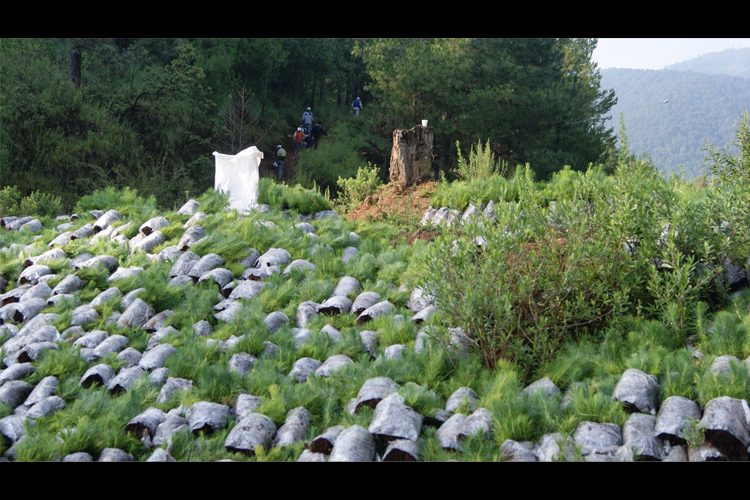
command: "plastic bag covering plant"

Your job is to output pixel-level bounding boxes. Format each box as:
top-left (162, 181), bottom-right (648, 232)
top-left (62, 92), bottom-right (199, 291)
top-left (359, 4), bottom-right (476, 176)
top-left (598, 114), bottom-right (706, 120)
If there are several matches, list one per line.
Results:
top-left (213, 146), bottom-right (262, 213)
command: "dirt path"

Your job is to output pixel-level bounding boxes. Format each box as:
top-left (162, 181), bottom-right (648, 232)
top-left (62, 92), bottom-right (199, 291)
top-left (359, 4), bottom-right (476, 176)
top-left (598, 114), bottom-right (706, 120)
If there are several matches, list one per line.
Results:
top-left (258, 149), bottom-right (299, 183)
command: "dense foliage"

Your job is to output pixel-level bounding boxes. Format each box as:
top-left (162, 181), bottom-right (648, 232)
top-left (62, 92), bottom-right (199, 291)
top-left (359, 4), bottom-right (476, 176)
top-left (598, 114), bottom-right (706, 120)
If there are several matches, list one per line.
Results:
top-left (356, 38), bottom-right (617, 177)
top-left (3, 40), bottom-right (750, 463)
top-left (1, 38), bottom-right (618, 211)
top-left (2, 156), bottom-right (749, 461)
top-left (335, 164), bottom-right (383, 213)
top-left (416, 136), bottom-right (750, 374)
top-left (0, 38), bottom-right (368, 210)
top-left (707, 112), bottom-right (750, 184)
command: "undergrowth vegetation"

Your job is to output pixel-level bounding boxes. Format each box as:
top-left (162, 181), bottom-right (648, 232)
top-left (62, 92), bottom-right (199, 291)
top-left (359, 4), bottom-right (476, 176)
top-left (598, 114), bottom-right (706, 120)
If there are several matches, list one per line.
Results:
top-left (2, 125), bottom-right (750, 461)
top-left (335, 163), bottom-right (382, 213)
top-left (257, 178), bottom-right (331, 214)
top-left (416, 137), bottom-right (750, 376)
top-left (293, 121), bottom-right (379, 196)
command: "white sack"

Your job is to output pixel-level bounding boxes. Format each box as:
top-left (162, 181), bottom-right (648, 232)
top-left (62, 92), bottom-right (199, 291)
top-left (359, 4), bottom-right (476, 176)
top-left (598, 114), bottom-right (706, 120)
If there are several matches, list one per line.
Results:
top-left (213, 146), bottom-right (263, 213)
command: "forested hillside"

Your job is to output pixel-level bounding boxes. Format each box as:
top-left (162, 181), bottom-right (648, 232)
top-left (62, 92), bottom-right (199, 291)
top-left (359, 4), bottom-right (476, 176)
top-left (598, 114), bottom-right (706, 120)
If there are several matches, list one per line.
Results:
top-left (666, 48), bottom-right (750, 79)
top-left (1, 38), bottom-right (616, 210)
top-left (2, 38), bottom-right (750, 462)
top-left (601, 68), bottom-right (750, 177)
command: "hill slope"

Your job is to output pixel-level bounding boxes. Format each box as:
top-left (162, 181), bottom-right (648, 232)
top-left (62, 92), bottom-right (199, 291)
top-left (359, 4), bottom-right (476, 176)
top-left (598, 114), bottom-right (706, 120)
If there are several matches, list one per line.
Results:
top-left (666, 47), bottom-right (750, 79)
top-left (1, 172), bottom-right (749, 462)
top-left (601, 68), bottom-right (750, 176)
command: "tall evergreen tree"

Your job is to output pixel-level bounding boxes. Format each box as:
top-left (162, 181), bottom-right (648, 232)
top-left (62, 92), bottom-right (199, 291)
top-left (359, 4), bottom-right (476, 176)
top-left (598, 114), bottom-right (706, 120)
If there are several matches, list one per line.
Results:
top-left (356, 37), bottom-right (616, 178)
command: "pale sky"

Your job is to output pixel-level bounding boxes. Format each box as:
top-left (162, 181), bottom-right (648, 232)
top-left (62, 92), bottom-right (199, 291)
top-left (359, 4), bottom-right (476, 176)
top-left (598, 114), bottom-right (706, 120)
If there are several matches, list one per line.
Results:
top-left (593, 38), bottom-right (750, 70)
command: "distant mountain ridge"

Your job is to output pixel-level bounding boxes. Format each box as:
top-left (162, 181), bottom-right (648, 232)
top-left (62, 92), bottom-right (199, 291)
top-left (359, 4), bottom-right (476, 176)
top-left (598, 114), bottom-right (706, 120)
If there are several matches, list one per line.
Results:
top-left (666, 47), bottom-right (750, 79)
top-left (601, 66), bottom-right (750, 177)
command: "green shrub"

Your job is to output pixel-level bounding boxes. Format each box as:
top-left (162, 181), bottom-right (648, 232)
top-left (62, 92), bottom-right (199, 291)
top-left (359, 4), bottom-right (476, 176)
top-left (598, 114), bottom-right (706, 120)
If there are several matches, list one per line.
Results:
top-left (695, 361), bottom-right (750, 406)
top-left (196, 188), bottom-right (229, 214)
top-left (32, 344), bottom-right (88, 382)
top-left (645, 245), bottom-right (705, 336)
top-left (18, 190), bottom-right (62, 217)
top-left (701, 311), bottom-right (749, 358)
top-left (0, 185), bottom-right (21, 215)
top-left (540, 165), bottom-right (611, 204)
top-left (421, 157), bottom-right (750, 377)
top-left (456, 139), bottom-right (506, 180)
top-left (0, 403), bottom-right (10, 420)
top-left (564, 385), bottom-right (628, 427)
top-left (336, 163), bottom-right (382, 213)
top-left (421, 216), bottom-right (637, 375)
top-left (431, 165), bottom-right (537, 211)
top-left (706, 182), bottom-right (750, 267)
top-left (707, 112), bottom-right (750, 185)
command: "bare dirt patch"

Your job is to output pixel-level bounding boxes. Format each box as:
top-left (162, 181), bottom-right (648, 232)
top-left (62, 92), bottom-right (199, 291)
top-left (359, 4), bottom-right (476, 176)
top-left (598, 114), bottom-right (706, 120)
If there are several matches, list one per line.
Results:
top-left (346, 181), bottom-right (437, 223)
top-left (403, 229), bottom-right (439, 245)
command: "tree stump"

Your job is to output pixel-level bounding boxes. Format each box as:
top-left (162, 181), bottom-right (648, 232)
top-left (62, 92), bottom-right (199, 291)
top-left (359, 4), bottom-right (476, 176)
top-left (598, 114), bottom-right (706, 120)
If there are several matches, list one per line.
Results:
top-left (389, 125), bottom-right (433, 186)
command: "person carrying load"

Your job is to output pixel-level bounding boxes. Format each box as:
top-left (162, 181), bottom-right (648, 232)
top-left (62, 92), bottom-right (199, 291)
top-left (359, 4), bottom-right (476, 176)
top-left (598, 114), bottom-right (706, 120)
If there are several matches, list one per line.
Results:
top-left (273, 144), bottom-right (287, 180)
top-left (351, 96), bottom-right (363, 117)
top-left (301, 107), bottom-right (314, 134)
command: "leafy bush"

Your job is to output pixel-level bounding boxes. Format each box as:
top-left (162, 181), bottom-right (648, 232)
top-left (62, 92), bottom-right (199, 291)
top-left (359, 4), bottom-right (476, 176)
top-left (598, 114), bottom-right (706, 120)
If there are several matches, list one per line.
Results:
top-left (707, 112), bottom-right (750, 184)
top-left (709, 182), bottom-right (750, 266)
top-left (335, 163), bottom-right (383, 213)
top-left (432, 152), bottom-right (749, 378)
top-left (417, 158), bottom-right (750, 376)
top-left (1, 39), bottom-right (221, 212)
top-left (258, 178), bottom-right (331, 214)
top-left (539, 165), bottom-right (610, 204)
top-left (0, 185), bottom-right (21, 215)
top-left (456, 140), bottom-right (506, 180)
top-left (18, 190), bottom-right (62, 217)
top-left (420, 212), bottom-right (637, 375)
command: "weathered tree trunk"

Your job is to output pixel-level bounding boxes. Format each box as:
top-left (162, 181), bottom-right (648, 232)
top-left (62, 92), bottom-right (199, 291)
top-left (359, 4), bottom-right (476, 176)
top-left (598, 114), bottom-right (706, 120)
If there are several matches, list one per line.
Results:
top-left (389, 125), bottom-right (434, 186)
top-left (69, 44), bottom-right (82, 88)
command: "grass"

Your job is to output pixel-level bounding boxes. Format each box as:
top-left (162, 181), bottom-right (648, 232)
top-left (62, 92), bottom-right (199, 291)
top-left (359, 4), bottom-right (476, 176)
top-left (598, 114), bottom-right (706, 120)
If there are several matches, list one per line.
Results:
top-left (29, 344), bottom-right (89, 383)
top-left (258, 178), bottom-right (332, 214)
top-left (14, 381), bottom-right (159, 461)
top-left (3, 155), bottom-right (750, 461)
top-left (544, 301), bottom-right (750, 420)
top-left (695, 362), bottom-right (750, 406)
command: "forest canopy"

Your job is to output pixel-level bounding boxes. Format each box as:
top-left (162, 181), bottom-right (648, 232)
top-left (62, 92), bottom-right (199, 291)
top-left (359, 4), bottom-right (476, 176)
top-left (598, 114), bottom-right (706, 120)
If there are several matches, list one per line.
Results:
top-left (0, 38), bottom-right (616, 209)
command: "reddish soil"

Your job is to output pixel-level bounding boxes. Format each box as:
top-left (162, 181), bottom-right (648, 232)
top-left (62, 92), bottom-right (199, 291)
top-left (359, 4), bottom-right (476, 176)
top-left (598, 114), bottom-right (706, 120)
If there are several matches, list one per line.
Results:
top-left (346, 181), bottom-right (437, 223)
top-left (403, 228), bottom-right (439, 244)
